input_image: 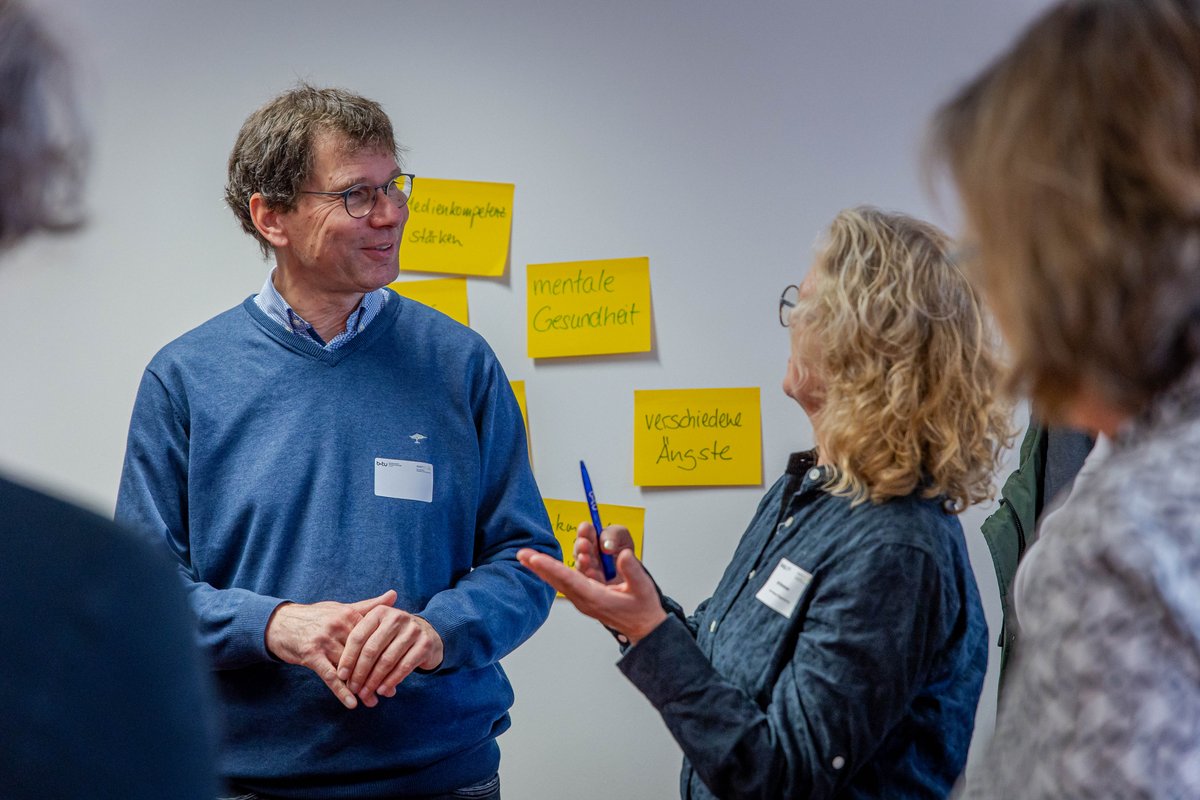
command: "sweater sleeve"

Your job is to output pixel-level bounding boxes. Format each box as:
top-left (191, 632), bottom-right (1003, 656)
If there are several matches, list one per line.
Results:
top-left (618, 542), bottom-right (950, 800)
top-left (416, 355), bottom-right (560, 671)
top-left (115, 367), bottom-right (286, 669)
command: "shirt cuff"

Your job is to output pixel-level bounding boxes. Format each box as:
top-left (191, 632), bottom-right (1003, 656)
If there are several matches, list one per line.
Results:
top-left (617, 615), bottom-right (715, 708)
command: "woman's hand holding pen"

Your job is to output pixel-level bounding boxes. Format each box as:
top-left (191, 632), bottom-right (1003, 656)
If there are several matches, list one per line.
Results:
top-left (518, 521), bottom-right (668, 645)
top-left (572, 521), bottom-right (630, 582)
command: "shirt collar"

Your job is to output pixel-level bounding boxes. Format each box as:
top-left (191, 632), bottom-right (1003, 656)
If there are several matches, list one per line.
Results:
top-left (785, 449), bottom-right (834, 492)
top-left (253, 268), bottom-right (389, 350)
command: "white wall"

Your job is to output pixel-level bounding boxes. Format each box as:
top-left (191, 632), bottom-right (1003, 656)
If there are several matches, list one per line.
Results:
top-left (1, 2), bottom-right (1049, 796)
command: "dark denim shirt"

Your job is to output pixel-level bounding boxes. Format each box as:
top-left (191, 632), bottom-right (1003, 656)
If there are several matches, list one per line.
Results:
top-left (619, 452), bottom-right (987, 799)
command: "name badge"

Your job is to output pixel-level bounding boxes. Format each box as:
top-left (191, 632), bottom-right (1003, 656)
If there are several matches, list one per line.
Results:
top-left (374, 458), bottom-right (433, 502)
top-left (755, 558), bottom-right (812, 618)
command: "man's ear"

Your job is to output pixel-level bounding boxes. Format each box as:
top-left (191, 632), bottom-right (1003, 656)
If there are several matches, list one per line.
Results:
top-left (249, 193), bottom-right (289, 248)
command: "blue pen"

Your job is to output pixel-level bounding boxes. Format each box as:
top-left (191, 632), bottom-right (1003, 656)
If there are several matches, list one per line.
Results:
top-left (579, 460), bottom-right (617, 581)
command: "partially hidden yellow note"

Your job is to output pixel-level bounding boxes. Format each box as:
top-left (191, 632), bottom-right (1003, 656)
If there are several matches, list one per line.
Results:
top-left (400, 178), bottom-right (513, 277)
top-left (510, 380), bottom-right (531, 467)
top-left (526, 257), bottom-right (652, 358)
top-left (511, 380), bottom-right (529, 436)
top-left (543, 498), bottom-right (645, 597)
top-left (634, 387), bottom-right (763, 486)
top-left (388, 277), bottom-right (469, 326)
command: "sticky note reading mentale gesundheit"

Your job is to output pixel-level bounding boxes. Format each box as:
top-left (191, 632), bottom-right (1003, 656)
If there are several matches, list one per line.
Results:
top-left (526, 257), bottom-right (652, 358)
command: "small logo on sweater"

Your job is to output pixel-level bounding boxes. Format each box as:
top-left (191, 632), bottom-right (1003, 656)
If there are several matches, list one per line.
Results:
top-left (410, 433), bottom-right (427, 444)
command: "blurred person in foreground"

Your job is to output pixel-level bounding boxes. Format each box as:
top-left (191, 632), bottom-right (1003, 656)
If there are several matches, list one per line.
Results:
top-left (521, 206), bottom-right (1012, 799)
top-left (930, 0), bottom-right (1200, 795)
top-left (0, 0), bottom-right (217, 797)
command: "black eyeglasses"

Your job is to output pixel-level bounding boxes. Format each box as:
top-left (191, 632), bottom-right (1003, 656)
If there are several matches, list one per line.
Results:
top-left (779, 284), bottom-right (800, 327)
top-left (300, 173), bottom-right (415, 218)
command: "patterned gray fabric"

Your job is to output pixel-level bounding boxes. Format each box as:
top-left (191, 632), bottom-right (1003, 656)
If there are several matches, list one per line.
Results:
top-left (963, 365), bottom-right (1200, 798)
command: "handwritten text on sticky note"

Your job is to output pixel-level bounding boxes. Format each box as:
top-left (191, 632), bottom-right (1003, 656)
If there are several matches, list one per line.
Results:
top-left (526, 257), bottom-right (652, 358)
top-left (388, 277), bottom-right (469, 326)
top-left (633, 388), bottom-right (762, 486)
top-left (400, 178), bottom-right (513, 277)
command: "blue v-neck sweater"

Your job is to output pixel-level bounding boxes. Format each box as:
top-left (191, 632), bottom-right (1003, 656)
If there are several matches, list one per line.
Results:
top-left (116, 292), bottom-right (558, 798)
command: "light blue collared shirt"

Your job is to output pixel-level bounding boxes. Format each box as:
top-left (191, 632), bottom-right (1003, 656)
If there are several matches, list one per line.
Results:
top-left (253, 269), bottom-right (390, 350)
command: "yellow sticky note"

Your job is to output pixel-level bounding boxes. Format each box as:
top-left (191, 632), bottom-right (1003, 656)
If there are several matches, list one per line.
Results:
top-left (511, 380), bottom-right (529, 435)
top-left (543, 498), bottom-right (645, 597)
top-left (387, 277), bottom-right (469, 326)
top-left (526, 257), bottom-right (652, 358)
top-left (633, 388), bottom-right (763, 486)
top-left (510, 380), bottom-right (531, 467)
top-left (400, 178), bottom-right (513, 277)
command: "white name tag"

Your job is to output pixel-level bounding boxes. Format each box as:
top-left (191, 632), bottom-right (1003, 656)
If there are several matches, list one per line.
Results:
top-left (374, 458), bottom-right (433, 502)
top-left (755, 558), bottom-right (812, 618)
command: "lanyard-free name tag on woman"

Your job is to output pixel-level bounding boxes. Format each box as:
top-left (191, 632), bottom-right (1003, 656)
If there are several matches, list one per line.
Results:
top-left (755, 558), bottom-right (812, 618)
top-left (374, 458), bottom-right (434, 502)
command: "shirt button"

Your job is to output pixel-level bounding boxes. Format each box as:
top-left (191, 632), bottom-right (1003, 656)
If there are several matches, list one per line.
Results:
top-left (709, 620), bottom-right (718, 633)
top-left (783, 516), bottom-right (794, 527)
top-left (748, 569), bottom-right (756, 580)
top-left (832, 756), bottom-right (845, 770)
top-left (808, 468), bottom-right (821, 481)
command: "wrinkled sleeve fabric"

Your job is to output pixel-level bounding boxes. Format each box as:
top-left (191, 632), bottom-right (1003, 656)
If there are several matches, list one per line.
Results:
top-left (619, 542), bottom-right (947, 800)
top-left (418, 354), bottom-right (559, 671)
top-left (115, 367), bottom-right (285, 670)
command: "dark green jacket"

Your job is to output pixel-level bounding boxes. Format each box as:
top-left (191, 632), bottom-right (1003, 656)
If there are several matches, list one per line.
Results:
top-left (980, 424), bottom-right (1046, 692)
top-left (982, 422), bottom-right (1094, 695)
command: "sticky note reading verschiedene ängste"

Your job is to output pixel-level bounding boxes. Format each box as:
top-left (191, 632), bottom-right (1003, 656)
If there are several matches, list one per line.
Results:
top-left (633, 387), bottom-right (762, 486)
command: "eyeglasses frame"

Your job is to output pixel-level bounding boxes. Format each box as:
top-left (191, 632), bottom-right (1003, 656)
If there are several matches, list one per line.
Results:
top-left (299, 173), bottom-right (416, 219)
top-left (779, 284), bottom-right (800, 327)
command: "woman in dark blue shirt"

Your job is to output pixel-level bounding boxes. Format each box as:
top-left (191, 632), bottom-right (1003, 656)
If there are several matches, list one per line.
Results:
top-left (520, 206), bottom-right (1012, 799)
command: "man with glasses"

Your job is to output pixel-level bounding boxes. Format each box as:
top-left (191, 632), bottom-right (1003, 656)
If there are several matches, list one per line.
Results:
top-left (116, 84), bottom-right (558, 800)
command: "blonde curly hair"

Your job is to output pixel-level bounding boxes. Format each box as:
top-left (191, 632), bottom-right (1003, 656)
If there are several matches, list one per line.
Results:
top-left (796, 207), bottom-right (1013, 510)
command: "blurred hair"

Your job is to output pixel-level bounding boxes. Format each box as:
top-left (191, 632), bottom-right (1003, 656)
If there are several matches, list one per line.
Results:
top-left (797, 206), bottom-right (1013, 509)
top-left (0, 0), bottom-right (86, 251)
top-left (928, 0), bottom-right (1200, 420)
top-left (225, 83), bottom-right (401, 257)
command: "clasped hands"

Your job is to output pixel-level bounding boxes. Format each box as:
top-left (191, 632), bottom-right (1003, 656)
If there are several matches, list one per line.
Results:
top-left (518, 521), bottom-right (668, 645)
top-left (265, 589), bottom-right (443, 709)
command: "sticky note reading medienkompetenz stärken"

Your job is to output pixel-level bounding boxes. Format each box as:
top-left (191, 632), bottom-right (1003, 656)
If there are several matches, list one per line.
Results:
top-left (526, 257), bottom-right (652, 358)
top-left (633, 387), bottom-right (763, 487)
top-left (387, 277), bottom-right (469, 326)
top-left (400, 178), bottom-right (513, 277)
top-left (542, 498), bottom-right (645, 597)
